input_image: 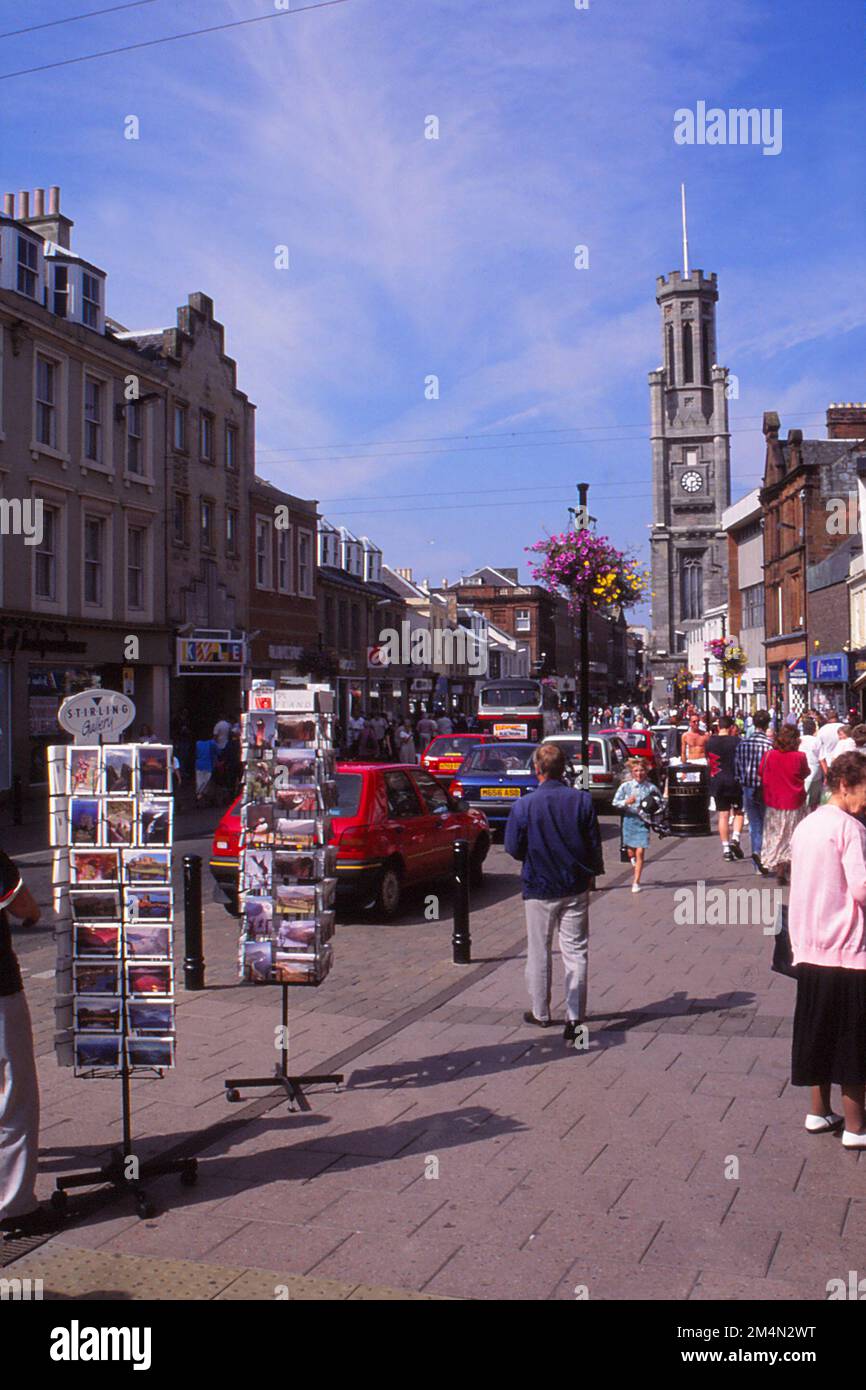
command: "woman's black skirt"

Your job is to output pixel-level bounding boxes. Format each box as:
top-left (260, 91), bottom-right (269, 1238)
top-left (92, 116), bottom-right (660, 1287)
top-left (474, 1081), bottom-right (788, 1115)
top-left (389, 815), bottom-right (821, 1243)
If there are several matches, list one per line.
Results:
top-left (792, 963), bottom-right (866, 1087)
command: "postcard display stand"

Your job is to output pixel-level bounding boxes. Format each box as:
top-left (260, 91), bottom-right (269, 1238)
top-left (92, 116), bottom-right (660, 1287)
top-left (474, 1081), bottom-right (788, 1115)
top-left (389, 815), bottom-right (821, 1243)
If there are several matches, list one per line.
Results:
top-left (47, 737), bottom-right (197, 1219)
top-left (223, 682), bottom-right (344, 1110)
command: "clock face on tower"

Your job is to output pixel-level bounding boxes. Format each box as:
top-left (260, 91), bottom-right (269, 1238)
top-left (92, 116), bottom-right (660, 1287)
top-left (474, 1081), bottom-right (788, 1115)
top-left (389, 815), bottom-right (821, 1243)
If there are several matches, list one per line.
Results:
top-left (680, 469), bottom-right (703, 495)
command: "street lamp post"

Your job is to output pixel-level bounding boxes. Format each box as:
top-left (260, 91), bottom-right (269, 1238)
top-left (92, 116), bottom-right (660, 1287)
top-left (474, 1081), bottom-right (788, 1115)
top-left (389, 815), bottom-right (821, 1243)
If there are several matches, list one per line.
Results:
top-left (578, 483), bottom-right (590, 782)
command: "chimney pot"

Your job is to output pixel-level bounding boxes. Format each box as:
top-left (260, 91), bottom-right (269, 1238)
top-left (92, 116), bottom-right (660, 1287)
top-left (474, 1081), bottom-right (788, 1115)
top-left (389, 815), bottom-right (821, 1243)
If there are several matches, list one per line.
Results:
top-left (2, 193), bottom-right (13, 217)
top-left (48, 186), bottom-right (60, 215)
top-left (33, 188), bottom-right (45, 216)
top-left (17, 190), bottom-right (29, 219)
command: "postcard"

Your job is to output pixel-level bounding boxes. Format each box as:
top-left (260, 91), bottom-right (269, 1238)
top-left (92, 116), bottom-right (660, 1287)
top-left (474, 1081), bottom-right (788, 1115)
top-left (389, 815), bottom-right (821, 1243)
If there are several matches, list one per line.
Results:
top-left (274, 883), bottom-right (316, 917)
top-left (125, 887), bottom-right (172, 922)
top-left (127, 1001), bottom-right (174, 1034)
top-left (75, 1034), bottom-right (122, 1069)
top-left (320, 877), bottom-right (337, 910)
top-left (47, 746), bottom-right (67, 795)
top-left (273, 747), bottom-right (318, 782)
top-left (124, 925), bottom-right (172, 959)
top-left (69, 889), bottom-right (121, 923)
top-left (275, 918), bottom-right (317, 952)
top-left (123, 848), bottom-right (171, 884)
top-left (74, 997), bottom-right (122, 1033)
top-left (74, 925), bottom-right (121, 958)
top-left (127, 963), bottom-right (173, 997)
top-left (274, 785), bottom-right (319, 817)
top-left (69, 797), bottom-right (100, 847)
top-left (139, 796), bottom-right (173, 847)
top-left (273, 816), bottom-right (318, 849)
top-left (276, 715), bottom-right (318, 746)
top-left (250, 680), bottom-right (275, 711)
top-left (272, 948), bottom-right (331, 986)
top-left (73, 962), bottom-right (120, 995)
top-left (318, 909), bottom-right (336, 944)
top-left (70, 850), bottom-right (120, 885)
top-left (127, 1036), bottom-right (175, 1069)
top-left (137, 744), bottom-right (172, 793)
top-left (272, 850), bottom-right (317, 885)
top-left (242, 939), bottom-right (274, 983)
top-left (241, 849), bottom-right (272, 895)
top-left (244, 711), bottom-right (276, 750)
top-left (67, 746), bottom-right (101, 796)
top-left (104, 798), bottom-right (135, 846)
top-left (103, 746), bottom-right (134, 795)
top-left (244, 760), bottom-right (274, 801)
top-left (242, 895), bottom-right (273, 940)
top-left (242, 802), bottom-right (274, 847)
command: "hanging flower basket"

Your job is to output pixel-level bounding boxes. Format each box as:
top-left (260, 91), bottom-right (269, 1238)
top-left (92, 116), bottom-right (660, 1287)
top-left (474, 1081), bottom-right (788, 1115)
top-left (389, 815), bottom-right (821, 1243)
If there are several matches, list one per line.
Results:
top-left (706, 637), bottom-right (746, 677)
top-left (673, 666), bottom-right (693, 698)
top-left (526, 528), bottom-right (649, 614)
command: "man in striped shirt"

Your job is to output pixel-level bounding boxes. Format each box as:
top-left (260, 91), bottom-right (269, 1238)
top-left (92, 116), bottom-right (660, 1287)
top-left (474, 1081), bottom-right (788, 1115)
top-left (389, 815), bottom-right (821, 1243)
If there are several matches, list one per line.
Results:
top-left (734, 710), bottom-right (774, 875)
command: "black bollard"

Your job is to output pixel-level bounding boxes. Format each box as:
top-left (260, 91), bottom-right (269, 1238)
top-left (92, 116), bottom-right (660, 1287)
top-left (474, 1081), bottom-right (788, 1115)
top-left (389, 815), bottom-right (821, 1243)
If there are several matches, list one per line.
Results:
top-left (452, 838), bottom-right (472, 965)
top-left (183, 854), bottom-right (205, 991)
top-left (12, 775), bottom-right (22, 826)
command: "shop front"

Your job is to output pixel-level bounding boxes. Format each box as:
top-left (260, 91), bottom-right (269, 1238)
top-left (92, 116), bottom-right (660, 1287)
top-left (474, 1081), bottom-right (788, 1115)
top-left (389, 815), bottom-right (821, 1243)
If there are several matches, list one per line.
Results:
top-left (172, 630), bottom-right (246, 746)
top-left (850, 651), bottom-right (866, 718)
top-left (765, 638), bottom-right (808, 720)
top-left (809, 651), bottom-right (849, 719)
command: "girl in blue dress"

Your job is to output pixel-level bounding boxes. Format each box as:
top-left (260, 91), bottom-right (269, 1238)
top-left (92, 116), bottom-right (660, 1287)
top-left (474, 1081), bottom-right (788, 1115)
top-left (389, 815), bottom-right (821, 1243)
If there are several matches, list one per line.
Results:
top-left (613, 758), bottom-right (654, 893)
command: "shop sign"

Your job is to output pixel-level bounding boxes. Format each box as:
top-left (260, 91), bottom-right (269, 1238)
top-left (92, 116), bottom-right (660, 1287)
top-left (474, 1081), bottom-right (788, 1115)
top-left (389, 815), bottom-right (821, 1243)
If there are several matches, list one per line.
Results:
top-left (411, 678), bottom-right (432, 691)
top-left (58, 689), bottom-right (135, 745)
top-left (176, 636), bottom-right (245, 676)
top-left (810, 653), bottom-right (848, 683)
top-left (122, 666), bottom-right (135, 697)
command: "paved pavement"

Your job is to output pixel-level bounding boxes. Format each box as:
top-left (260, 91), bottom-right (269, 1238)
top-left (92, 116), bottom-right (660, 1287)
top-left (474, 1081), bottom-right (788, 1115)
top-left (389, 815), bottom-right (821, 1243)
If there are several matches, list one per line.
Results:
top-left (4, 810), bottom-right (864, 1301)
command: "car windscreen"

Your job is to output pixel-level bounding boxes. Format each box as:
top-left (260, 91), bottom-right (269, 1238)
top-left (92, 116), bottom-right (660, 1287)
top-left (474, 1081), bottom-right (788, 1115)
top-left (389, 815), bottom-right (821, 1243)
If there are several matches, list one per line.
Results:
top-left (427, 737), bottom-right (481, 756)
top-left (547, 739), bottom-right (603, 765)
top-left (462, 745), bottom-right (537, 773)
top-left (619, 731), bottom-right (649, 748)
top-left (334, 773), bottom-right (363, 817)
top-left (479, 686), bottom-right (539, 709)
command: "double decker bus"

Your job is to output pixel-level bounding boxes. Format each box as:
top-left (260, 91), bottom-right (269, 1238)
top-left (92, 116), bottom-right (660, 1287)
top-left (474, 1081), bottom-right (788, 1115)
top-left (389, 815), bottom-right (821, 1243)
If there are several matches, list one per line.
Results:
top-left (476, 678), bottom-right (559, 742)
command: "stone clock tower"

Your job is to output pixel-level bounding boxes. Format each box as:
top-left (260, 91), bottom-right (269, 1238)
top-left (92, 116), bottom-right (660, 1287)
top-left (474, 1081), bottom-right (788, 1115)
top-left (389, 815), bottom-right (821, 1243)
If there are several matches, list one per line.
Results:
top-left (648, 261), bottom-right (731, 708)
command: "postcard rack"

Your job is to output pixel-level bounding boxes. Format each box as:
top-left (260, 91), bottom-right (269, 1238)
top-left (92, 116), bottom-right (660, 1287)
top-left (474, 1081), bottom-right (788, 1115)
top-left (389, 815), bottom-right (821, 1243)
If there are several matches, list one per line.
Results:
top-left (47, 737), bottom-right (197, 1219)
top-left (223, 681), bottom-right (343, 1111)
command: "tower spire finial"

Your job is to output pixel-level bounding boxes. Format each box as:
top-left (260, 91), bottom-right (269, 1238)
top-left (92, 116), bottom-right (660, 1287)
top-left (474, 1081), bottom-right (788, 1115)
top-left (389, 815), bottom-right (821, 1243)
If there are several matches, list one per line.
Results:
top-left (681, 182), bottom-right (690, 278)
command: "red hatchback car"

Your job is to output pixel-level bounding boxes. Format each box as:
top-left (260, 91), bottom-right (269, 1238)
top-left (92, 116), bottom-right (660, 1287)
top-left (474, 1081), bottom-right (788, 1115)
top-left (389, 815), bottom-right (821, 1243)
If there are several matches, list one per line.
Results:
top-left (420, 733), bottom-right (491, 780)
top-left (599, 727), bottom-right (664, 785)
top-left (210, 762), bottom-right (491, 921)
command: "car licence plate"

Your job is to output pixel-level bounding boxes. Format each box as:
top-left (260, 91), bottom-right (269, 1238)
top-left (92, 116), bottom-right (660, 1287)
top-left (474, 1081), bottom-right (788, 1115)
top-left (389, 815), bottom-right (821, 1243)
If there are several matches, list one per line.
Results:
top-left (481, 786), bottom-right (520, 798)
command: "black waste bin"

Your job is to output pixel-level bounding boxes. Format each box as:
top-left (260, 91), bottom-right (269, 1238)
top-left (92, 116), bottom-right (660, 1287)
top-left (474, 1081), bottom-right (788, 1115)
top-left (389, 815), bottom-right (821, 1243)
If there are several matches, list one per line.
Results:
top-left (666, 762), bottom-right (711, 836)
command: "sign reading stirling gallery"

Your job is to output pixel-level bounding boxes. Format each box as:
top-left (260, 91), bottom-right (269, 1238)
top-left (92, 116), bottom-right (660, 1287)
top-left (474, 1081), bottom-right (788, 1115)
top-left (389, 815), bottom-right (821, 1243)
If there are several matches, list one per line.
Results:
top-left (57, 689), bottom-right (135, 745)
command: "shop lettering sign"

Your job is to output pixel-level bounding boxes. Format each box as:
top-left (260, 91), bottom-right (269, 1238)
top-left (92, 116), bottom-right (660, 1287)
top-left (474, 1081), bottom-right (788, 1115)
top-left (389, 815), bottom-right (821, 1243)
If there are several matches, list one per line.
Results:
top-left (58, 689), bottom-right (135, 745)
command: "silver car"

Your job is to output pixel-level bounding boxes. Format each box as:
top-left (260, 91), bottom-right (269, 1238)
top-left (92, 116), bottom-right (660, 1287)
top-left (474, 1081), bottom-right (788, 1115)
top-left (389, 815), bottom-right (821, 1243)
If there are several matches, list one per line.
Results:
top-left (541, 732), bottom-right (630, 808)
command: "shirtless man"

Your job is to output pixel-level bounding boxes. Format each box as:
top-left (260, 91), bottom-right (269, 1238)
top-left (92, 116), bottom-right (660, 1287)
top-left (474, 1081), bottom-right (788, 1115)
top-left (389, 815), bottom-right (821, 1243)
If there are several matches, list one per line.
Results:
top-left (681, 714), bottom-right (709, 763)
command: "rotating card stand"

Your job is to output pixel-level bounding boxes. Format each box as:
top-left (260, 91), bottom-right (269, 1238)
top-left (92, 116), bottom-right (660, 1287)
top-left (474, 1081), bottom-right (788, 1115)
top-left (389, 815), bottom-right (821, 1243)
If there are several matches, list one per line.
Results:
top-left (223, 982), bottom-right (343, 1111)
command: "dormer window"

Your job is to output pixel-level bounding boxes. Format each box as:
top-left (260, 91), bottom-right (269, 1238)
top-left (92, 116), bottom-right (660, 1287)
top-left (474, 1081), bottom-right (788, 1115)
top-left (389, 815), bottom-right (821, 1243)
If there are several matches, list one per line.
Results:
top-left (17, 236), bottom-right (38, 298)
top-left (82, 272), bottom-right (100, 328)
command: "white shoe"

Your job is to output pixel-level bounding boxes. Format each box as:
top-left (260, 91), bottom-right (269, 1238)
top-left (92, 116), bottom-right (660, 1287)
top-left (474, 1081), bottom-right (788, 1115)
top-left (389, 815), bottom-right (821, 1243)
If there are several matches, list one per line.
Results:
top-left (631, 882), bottom-right (641, 893)
top-left (842, 1129), bottom-right (866, 1149)
top-left (805, 1112), bottom-right (844, 1134)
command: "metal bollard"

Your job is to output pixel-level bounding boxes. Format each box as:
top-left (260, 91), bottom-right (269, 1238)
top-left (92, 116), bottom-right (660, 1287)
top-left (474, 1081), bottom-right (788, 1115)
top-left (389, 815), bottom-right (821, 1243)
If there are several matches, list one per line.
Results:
top-left (12, 775), bottom-right (22, 826)
top-left (452, 838), bottom-right (472, 965)
top-left (183, 854), bottom-right (205, 991)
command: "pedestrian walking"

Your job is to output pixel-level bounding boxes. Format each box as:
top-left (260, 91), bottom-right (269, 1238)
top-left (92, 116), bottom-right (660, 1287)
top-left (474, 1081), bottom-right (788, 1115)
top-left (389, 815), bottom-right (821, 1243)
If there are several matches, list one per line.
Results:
top-left (759, 724), bottom-right (810, 884)
top-left (815, 711), bottom-right (844, 776)
top-left (394, 719), bottom-right (417, 764)
top-left (798, 715), bottom-right (822, 808)
top-left (416, 710), bottom-right (437, 748)
top-left (705, 715), bottom-right (745, 861)
top-left (504, 743), bottom-right (604, 1043)
top-left (0, 846), bottom-right (47, 1236)
top-left (789, 751), bottom-right (866, 1147)
top-left (681, 713), bottom-right (709, 764)
top-left (612, 757), bottom-right (653, 892)
top-left (734, 709), bottom-right (773, 875)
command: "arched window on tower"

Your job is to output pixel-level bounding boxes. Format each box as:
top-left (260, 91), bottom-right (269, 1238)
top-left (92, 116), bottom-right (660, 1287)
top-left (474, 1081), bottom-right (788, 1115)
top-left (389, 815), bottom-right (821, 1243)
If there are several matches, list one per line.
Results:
top-left (701, 321), bottom-right (712, 384)
top-left (666, 324), bottom-right (675, 383)
top-left (682, 323), bottom-right (694, 383)
top-left (680, 552), bottom-right (703, 621)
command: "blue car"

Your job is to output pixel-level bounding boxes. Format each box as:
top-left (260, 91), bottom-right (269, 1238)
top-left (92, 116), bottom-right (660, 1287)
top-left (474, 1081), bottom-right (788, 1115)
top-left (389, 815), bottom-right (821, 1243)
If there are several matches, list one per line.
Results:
top-left (448, 741), bottom-right (539, 830)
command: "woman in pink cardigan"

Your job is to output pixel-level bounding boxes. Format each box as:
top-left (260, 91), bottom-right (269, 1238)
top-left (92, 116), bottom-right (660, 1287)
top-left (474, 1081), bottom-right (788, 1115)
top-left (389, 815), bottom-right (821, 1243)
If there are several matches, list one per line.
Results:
top-left (788, 751), bottom-right (866, 1147)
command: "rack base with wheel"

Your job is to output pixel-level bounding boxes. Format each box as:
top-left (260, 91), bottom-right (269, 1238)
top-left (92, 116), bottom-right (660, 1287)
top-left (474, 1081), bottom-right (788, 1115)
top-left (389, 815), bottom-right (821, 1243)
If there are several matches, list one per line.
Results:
top-left (224, 984), bottom-right (343, 1111)
top-left (52, 1149), bottom-right (198, 1221)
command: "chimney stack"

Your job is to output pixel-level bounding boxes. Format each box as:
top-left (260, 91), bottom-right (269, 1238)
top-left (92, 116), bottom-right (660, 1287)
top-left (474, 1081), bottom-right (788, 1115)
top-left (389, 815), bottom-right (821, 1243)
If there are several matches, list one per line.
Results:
top-left (2, 193), bottom-right (13, 217)
top-left (48, 186), bottom-right (60, 215)
top-left (17, 190), bottom-right (29, 220)
top-left (33, 188), bottom-right (45, 216)
top-left (826, 402), bottom-right (866, 440)
top-left (20, 184), bottom-right (73, 249)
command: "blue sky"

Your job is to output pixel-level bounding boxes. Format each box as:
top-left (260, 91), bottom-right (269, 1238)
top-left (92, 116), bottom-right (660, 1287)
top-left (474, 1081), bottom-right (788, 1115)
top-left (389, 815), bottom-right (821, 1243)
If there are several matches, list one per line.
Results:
top-left (7, 0), bottom-right (866, 608)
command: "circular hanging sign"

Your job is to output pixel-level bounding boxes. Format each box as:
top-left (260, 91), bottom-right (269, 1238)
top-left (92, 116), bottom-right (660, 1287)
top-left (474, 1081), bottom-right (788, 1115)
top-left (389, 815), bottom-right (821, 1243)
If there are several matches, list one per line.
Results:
top-left (58, 688), bottom-right (136, 744)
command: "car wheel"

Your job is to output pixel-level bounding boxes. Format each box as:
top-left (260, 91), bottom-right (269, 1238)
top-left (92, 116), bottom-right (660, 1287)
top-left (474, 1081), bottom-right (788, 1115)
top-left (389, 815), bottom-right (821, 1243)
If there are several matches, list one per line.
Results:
top-left (373, 862), bottom-right (403, 920)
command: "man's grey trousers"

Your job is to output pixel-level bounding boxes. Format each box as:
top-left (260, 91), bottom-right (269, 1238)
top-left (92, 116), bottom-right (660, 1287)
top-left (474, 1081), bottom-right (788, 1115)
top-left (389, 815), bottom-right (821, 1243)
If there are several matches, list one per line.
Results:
top-left (524, 892), bottom-right (589, 1023)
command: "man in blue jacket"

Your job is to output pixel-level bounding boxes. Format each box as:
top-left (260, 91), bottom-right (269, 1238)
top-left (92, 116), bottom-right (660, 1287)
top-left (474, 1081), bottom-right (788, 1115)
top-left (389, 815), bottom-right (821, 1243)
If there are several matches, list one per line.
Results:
top-left (504, 742), bottom-right (604, 1043)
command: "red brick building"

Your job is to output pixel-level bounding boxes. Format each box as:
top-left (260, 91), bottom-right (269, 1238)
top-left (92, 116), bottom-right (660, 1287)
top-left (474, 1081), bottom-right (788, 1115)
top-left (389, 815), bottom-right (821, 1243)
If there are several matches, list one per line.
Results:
top-left (247, 476), bottom-right (319, 684)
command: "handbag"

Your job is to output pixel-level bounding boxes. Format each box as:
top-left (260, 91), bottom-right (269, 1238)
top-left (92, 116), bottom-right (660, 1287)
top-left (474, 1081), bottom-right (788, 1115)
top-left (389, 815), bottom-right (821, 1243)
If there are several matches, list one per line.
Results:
top-left (771, 902), bottom-right (799, 979)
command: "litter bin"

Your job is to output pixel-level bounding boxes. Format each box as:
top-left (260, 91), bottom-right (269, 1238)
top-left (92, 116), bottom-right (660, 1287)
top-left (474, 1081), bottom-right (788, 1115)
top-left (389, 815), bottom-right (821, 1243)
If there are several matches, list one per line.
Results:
top-left (666, 762), bottom-right (711, 836)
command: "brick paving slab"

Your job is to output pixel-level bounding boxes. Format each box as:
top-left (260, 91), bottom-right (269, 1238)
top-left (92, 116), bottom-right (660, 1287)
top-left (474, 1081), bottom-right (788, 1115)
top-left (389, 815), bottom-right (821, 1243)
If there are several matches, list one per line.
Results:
top-left (8, 831), bottom-right (863, 1300)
